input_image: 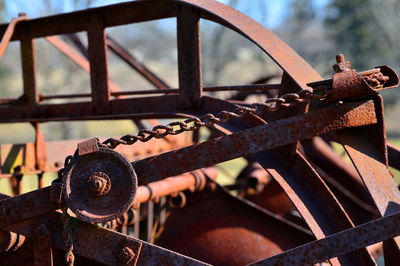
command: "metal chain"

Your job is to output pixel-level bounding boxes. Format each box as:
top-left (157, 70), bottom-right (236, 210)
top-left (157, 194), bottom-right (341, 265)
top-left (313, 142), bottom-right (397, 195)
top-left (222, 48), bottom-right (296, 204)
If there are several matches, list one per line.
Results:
top-left (101, 88), bottom-right (328, 150)
top-left (56, 88), bottom-right (327, 263)
top-left (60, 155), bottom-right (75, 266)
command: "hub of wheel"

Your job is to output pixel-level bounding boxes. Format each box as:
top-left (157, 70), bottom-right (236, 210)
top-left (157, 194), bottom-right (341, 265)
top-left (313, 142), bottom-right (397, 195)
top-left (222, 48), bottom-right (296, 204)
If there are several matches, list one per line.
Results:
top-left (62, 148), bottom-right (137, 223)
top-left (87, 172), bottom-right (111, 196)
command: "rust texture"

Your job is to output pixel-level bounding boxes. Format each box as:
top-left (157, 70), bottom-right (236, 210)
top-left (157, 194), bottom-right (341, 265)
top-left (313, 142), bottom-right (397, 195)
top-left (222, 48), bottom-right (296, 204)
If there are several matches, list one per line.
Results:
top-left (0, 0), bottom-right (399, 265)
top-left (63, 148), bottom-right (138, 223)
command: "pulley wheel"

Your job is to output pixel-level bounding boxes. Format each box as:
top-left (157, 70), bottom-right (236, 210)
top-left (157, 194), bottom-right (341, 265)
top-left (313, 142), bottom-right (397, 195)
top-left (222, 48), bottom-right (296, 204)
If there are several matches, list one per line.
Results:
top-left (63, 148), bottom-right (137, 223)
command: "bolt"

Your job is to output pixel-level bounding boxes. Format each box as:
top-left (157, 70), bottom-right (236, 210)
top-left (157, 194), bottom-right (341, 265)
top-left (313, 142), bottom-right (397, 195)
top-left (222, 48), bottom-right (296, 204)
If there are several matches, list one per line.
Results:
top-left (119, 246), bottom-right (135, 264)
top-left (336, 54), bottom-right (345, 63)
top-left (333, 54), bottom-right (351, 73)
top-left (87, 172), bottom-right (111, 196)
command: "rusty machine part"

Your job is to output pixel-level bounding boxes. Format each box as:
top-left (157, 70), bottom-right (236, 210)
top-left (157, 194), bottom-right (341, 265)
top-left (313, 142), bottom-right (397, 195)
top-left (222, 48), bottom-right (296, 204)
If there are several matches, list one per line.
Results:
top-left (63, 139), bottom-right (138, 223)
top-left (0, 0), bottom-right (400, 265)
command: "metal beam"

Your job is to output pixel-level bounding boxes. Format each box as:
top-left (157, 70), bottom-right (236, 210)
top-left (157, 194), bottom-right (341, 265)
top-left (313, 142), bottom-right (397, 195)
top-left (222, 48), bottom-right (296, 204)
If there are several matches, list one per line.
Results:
top-left (251, 209), bottom-right (400, 265)
top-left (177, 4), bottom-right (202, 108)
top-left (133, 100), bottom-right (377, 184)
top-left (87, 14), bottom-right (109, 113)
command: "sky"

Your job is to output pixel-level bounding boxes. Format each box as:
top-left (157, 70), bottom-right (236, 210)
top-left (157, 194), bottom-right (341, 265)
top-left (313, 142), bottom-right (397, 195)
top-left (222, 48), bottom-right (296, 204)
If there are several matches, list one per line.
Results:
top-left (3, 0), bottom-right (330, 29)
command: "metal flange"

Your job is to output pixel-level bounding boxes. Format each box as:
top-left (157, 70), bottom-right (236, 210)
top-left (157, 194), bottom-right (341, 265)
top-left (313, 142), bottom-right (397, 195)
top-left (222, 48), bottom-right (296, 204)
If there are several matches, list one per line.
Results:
top-left (63, 148), bottom-right (137, 223)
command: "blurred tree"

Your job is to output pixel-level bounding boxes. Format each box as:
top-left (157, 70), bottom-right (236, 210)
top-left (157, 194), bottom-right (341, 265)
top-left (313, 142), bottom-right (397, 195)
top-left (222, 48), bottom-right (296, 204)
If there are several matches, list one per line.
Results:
top-left (277, 0), bottom-right (334, 77)
top-left (325, 0), bottom-right (400, 105)
top-left (366, 0), bottom-right (400, 68)
top-left (325, 0), bottom-right (379, 69)
top-left (0, 0), bottom-right (5, 20)
top-left (202, 0), bottom-right (275, 86)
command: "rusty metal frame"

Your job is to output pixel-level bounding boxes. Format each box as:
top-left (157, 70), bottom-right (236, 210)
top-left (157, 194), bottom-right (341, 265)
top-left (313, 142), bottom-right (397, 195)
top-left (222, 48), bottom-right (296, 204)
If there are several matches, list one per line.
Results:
top-left (0, 0), bottom-right (399, 265)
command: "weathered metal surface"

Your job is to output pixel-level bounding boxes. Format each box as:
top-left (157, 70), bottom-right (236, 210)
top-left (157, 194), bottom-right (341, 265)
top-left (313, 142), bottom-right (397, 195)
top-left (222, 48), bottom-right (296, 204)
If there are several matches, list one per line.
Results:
top-left (0, 0), bottom-right (399, 264)
top-left (20, 37), bottom-right (38, 106)
top-left (55, 214), bottom-right (209, 266)
top-left (204, 98), bottom-right (377, 264)
top-left (338, 96), bottom-right (400, 264)
top-left (332, 70), bottom-right (377, 101)
top-left (156, 180), bottom-right (313, 265)
top-left (0, 169), bottom-right (215, 227)
top-left (308, 59), bottom-right (398, 102)
top-left (301, 137), bottom-right (378, 224)
top-left (0, 185), bottom-right (60, 228)
top-left (301, 137), bottom-right (372, 207)
top-left (63, 148), bottom-right (137, 223)
top-left (255, 152), bottom-right (375, 266)
top-left (177, 4), bottom-right (202, 108)
top-left (251, 209), bottom-right (400, 265)
top-left (0, 0), bottom-right (323, 124)
top-left (4, 212), bottom-right (209, 266)
top-left (133, 100), bottom-right (377, 184)
top-left (87, 14), bottom-right (109, 114)
top-left (33, 224), bottom-right (53, 266)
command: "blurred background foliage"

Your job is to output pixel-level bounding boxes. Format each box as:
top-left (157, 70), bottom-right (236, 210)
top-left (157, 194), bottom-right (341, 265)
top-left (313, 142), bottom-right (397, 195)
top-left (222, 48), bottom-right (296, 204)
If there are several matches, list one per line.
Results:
top-left (0, 0), bottom-right (399, 143)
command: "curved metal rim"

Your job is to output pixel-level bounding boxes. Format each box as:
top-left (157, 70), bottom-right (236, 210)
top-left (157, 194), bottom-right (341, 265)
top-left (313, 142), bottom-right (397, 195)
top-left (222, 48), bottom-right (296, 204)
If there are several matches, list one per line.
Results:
top-left (175, 0), bottom-right (323, 88)
top-left (0, 0), bottom-right (322, 89)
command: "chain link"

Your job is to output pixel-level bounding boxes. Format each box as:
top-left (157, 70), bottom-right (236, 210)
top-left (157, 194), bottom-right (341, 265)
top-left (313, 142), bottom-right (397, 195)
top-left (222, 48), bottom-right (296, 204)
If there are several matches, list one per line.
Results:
top-left (101, 89), bottom-right (327, 150)
top-left (57, 88), bottom-right (326, 264)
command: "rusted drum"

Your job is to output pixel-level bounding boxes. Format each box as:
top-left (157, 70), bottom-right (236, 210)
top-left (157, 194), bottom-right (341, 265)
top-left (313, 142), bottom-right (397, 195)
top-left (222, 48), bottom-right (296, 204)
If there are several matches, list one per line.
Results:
top-left (63, 148), bottom-right (137, 223)
top-left (156, 182), bottom-right (313, 266)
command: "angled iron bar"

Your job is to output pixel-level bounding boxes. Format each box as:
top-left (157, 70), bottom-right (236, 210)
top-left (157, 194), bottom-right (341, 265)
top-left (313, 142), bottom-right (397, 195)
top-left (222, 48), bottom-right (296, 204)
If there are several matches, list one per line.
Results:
top-left (45, 36), bottom-right (121, 95)
top-left (207, 108), bottom-right (375, 265)
top-left (4, 212), bottom-right (209, 265)
top-left (0, 185), bottom-right (61, 228)
top-left (0, 94), bottom-right (252, 123)
top-left (338, 96), bottom-right (400, 264)
top-left (0, 169), bottom-right (210, 228)
top-left (250, 208), bottom-right (400, 265)
top-left (51, 214), bottom-right (208, 265)
top-left (64, 33), bottom-right (171, 91)
top-left (133, 100), bottom-right (377, 184)
top-left (106, 36), bottom-right (171, 89)
top-left (0, 14), bottom-right (27, 59)
top-left (67, 33), bottom-right (88, 58)
top-left (32, 224), bottom-right (53, 266)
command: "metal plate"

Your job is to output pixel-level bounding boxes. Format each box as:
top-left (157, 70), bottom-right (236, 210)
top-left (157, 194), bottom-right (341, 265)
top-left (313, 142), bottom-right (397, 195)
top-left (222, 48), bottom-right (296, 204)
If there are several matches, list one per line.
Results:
top-left (63, 148), bottom-right (137, 223)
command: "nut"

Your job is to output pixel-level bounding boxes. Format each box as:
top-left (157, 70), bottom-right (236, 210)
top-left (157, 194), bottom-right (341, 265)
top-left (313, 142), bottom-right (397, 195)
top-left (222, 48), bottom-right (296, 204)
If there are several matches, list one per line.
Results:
top-left (87, 172), bottom-right (111, 196)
